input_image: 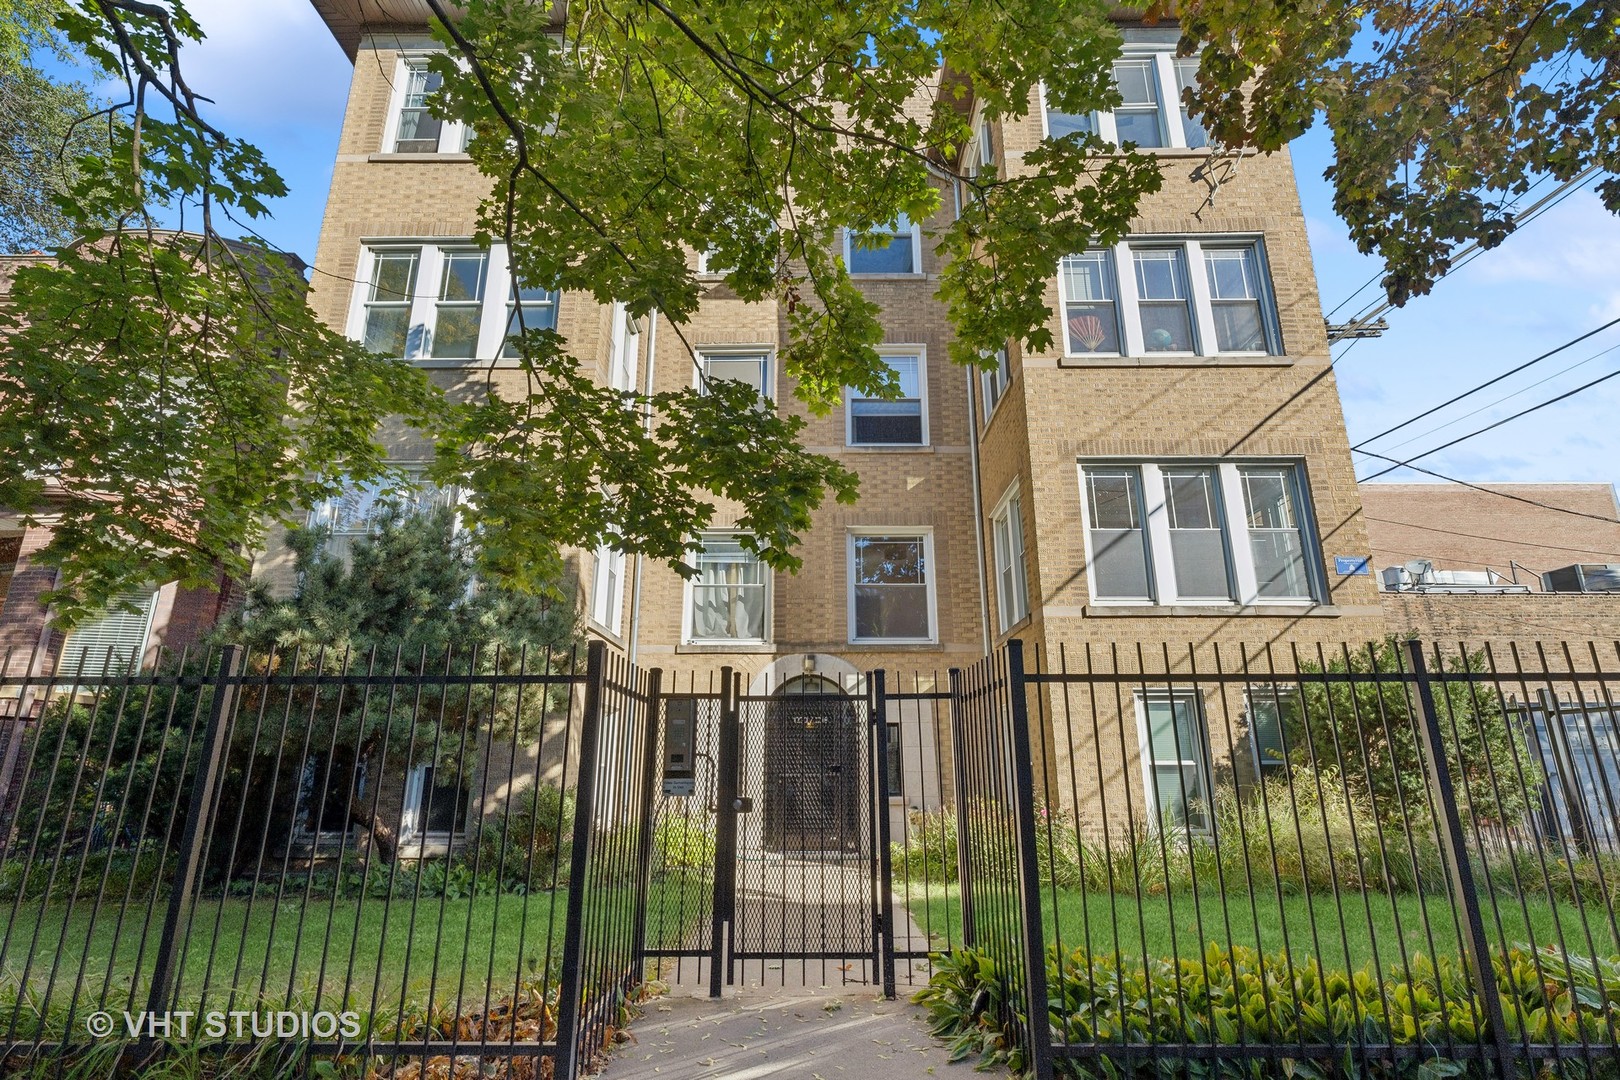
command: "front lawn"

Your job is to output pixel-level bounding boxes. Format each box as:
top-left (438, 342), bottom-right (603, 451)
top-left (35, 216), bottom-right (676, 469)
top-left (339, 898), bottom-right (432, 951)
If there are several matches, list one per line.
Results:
top-left (0, 870), bottom-right (706, 1039)
top-left (907, 885), bottom-right (1620, 971)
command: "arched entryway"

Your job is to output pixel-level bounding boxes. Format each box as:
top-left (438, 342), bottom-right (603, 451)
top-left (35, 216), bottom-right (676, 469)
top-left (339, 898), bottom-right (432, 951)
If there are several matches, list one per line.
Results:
top-left (762, 675), bottom-right (862, 855)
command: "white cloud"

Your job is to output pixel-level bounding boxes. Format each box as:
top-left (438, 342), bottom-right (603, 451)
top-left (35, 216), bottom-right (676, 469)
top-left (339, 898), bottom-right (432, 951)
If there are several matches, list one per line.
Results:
top-left (1461, 190), bottom-right (1620, 295)
top-left (176, 0), bottom-right (352, 132)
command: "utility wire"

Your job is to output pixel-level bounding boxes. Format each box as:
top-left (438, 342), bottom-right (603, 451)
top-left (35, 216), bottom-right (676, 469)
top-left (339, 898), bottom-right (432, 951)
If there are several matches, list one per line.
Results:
top-left (1357, 364), bottom-right (1620, 482)
top-left (1321, 171), bottom-right (1557, 321)
top-left (1330, 166), bottom-right (1601, 343)
top-left (1356, 454), bottom-right (1620, 525)
top-left (1382, 339), bottom-right (1620, 453)
top-left (1351, 315), bottom-right (1620, 449)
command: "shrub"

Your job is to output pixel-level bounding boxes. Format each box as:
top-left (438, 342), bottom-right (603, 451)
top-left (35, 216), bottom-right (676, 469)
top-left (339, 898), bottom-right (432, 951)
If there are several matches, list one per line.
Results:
top-left (653, 814), bottom-right (715, 871)
top-left (465, 785), bottom-right (576, 891)
top-left (0, 848), bottom-right (171, 902)
top-left (892, 808), bottom-right (958, 884)
top-left (916, 941), bottom-right (1620, 1077)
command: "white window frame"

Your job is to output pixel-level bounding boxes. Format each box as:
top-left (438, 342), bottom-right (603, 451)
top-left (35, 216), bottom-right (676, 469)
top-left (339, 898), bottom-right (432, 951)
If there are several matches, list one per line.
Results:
top-left (1133, 689), bottom-right (1215, 836)
top-left (1077, 460), bottom-right (1321, 607)
top-left (590, 543), bottom-right (627, 634)
top-left (348, 242), bottom-right (559, 366)
top-left (1039, 42), bottom-right (1208, 151)
top-left (607, 303), bottom-right (640, 392)
top-left (847, 528), bottom-right (938, 645)
top-left (683, 531), bottom-right (772, 645)
top-left (400, 763), bottom-right (468, 842)
top-left (695, 348), bottom-right (773, 402)
top-left (381, 55), bottom-right (470, 154)
top-left (846, 346), bottom-right (929, 448)
top-left (1244, 685), bottom-right (1296, 773)
top-left (961, 107), bottom-right (994, 203)
top-left (991, 486), bottom-right (1029, 632)
top-left (1059, 239), bottom-right (1279, 359)
top-left (843, 213), bottom-right (923, 276)
top-left (309, 469), bottom-right (461, 558)
top-left (981, 347), bottom-right (1012, 421)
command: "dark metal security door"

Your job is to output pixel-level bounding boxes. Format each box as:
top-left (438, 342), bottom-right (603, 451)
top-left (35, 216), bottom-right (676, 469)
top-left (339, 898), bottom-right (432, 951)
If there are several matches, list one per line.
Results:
top-left (725, 684), bottom-right (882, 986)
top-left (762, 692), bottom-right (862, 853)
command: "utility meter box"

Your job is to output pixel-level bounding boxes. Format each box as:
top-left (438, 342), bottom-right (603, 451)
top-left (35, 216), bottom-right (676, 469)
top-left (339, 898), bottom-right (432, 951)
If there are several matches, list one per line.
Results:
top-left (662, 697), bottom-right (698, 797)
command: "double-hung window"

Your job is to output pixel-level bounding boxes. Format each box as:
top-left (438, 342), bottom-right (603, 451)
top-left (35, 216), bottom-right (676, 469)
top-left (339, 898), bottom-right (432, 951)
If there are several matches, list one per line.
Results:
top-left (1245, 686), bottom-right (1297, 772)
top-left (311, 473), bottom-right (459, 562)
top-left (991, 488), bottom-right (1029, 632)
top-left (848, 350), bottom-right (927, 446)
top-left (1079, 461), bottom-right (1319, 605)
top-left (386, 57), bottom-right (469, 153)
top-left (845, 213), bottom-right (920, 275)
top-left (590, 544), bottom-right (626, 633)
top-left (961, 116), bottom-right (995, 202)
top-left (1135, 691), bottom-right (1213, 834)
top-left (1060, 240), bottom-right (1279, 358)
top-left (697, 351), bottom-right (771, 403)
top-left (849, 531), bottom-right (936, 643)
top-left (1040, 38), bottom-right (1209, 151)
top-left (400, 764), bottom-right (468, 841)
top-left (686, 533), bottom-right (770, 643)
top-left (981, 348), bottom-right (1012, 418)
top-left (354, 243), bottom-right (559, 363)
top-left (502, 282), bottom-right (560, 358)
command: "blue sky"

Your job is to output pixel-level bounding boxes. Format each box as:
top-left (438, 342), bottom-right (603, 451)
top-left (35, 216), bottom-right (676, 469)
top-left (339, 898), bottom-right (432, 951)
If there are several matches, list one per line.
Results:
top-left (147, 1), bottom-right (1620, 491)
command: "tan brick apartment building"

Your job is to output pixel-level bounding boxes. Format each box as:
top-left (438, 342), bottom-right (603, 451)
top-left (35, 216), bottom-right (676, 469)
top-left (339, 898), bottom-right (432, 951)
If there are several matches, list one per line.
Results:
top-left (278, 2), bottom-right (1399, 833)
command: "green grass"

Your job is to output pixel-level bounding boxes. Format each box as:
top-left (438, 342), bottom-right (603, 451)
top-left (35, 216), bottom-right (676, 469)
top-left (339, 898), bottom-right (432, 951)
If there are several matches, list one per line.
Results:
top-left (908, 885), bottom-right (1620, 972)
top-left (0, 870), bottom-right (706, 1035)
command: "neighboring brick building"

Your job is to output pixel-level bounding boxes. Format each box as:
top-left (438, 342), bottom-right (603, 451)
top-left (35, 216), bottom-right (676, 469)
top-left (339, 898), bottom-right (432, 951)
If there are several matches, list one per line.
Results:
top-left (0, 252), bottom-right (242, 692)
top-left (1362, 482), bottom-right (1620, 645)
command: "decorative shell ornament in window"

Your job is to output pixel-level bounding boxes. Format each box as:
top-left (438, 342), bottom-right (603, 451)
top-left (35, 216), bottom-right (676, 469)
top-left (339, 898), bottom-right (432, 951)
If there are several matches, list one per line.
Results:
top-left (1068, 314), bottom-right (1107, 352)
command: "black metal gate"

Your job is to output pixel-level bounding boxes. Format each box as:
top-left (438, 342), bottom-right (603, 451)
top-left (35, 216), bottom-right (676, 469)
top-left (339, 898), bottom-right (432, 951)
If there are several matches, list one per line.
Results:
top-left (643, 672), bottom-right (899, 996)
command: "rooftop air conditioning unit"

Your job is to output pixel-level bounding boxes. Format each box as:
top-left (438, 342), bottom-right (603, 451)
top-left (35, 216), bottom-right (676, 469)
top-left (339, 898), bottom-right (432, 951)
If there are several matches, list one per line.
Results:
top-left (1542, 564), bottom-right (1620, 594)
top-left (1382, 559), bottom-right (1531, 594)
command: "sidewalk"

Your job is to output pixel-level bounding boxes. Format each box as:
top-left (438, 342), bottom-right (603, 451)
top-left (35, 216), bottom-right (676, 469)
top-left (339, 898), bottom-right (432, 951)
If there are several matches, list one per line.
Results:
top-left (594, 983), bottom-right (983, 1080)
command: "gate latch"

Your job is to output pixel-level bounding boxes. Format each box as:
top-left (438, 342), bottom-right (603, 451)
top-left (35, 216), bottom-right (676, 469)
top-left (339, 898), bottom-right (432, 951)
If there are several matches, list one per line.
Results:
top-left (732, 796), bottom-right (755, 814)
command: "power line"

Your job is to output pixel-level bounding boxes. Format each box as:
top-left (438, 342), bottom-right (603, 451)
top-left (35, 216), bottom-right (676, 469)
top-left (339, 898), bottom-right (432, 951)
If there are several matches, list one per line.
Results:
top-left (1357, 363), bottom-right (1620, 481)
top-left (1362, 515), bottom-right (1620, 561)
top-left (1320, 171), bottom-right (1559, 322)
top-left (1355, 454), bottom-right (1620, 525)
top-left (1382, 338), bottom-right (1620, 453)
top-left (1351, 315), bottom-right (1620, 449)
top-left (1329, 166), bottom-right (1601, 345)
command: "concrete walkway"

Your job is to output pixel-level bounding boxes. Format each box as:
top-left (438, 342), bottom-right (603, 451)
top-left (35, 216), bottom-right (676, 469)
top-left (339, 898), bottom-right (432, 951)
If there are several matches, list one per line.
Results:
top-left (594, 985), bottom-right (984, 1080)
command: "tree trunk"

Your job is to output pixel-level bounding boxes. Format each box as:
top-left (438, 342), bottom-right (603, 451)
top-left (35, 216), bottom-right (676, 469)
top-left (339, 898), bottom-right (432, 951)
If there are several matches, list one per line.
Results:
top-left (350, 802), bottom-right (399, 864)
top-left (348, 739), bottom-right (397, 863)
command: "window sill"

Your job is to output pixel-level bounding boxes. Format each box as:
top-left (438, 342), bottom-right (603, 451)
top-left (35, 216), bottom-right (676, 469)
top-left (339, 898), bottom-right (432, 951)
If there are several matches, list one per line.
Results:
top-left (367, 152), bottom-right (474, 163)
top-left (848, 273), bottom-right (930, 282)
top-left (412, 358), bottom-right (525, 369)
top-left (845, 640), bottom-right (941, 649)
top-left (676, 642), bottom-right (775, 654)
top-left (1058, 354), bottom-right (1293, 368)
top-left (1081, 603), bottom-right (1347, 618)
top-left (587, 622), bottom-right (626, 648)
top-left (995, 613), bottom-right (1033, 638)
top-left (844, 444), bottom-right (934, 454)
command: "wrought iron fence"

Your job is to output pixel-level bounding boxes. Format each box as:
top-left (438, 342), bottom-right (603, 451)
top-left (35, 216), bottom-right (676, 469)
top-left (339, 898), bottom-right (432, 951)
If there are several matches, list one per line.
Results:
top-left (1005, 639), bottom-right (1620, 1077)
top-left (0, 638), bottom-right (651, 1079)
top-left (11, 634), bottom-right (1620, 1079)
